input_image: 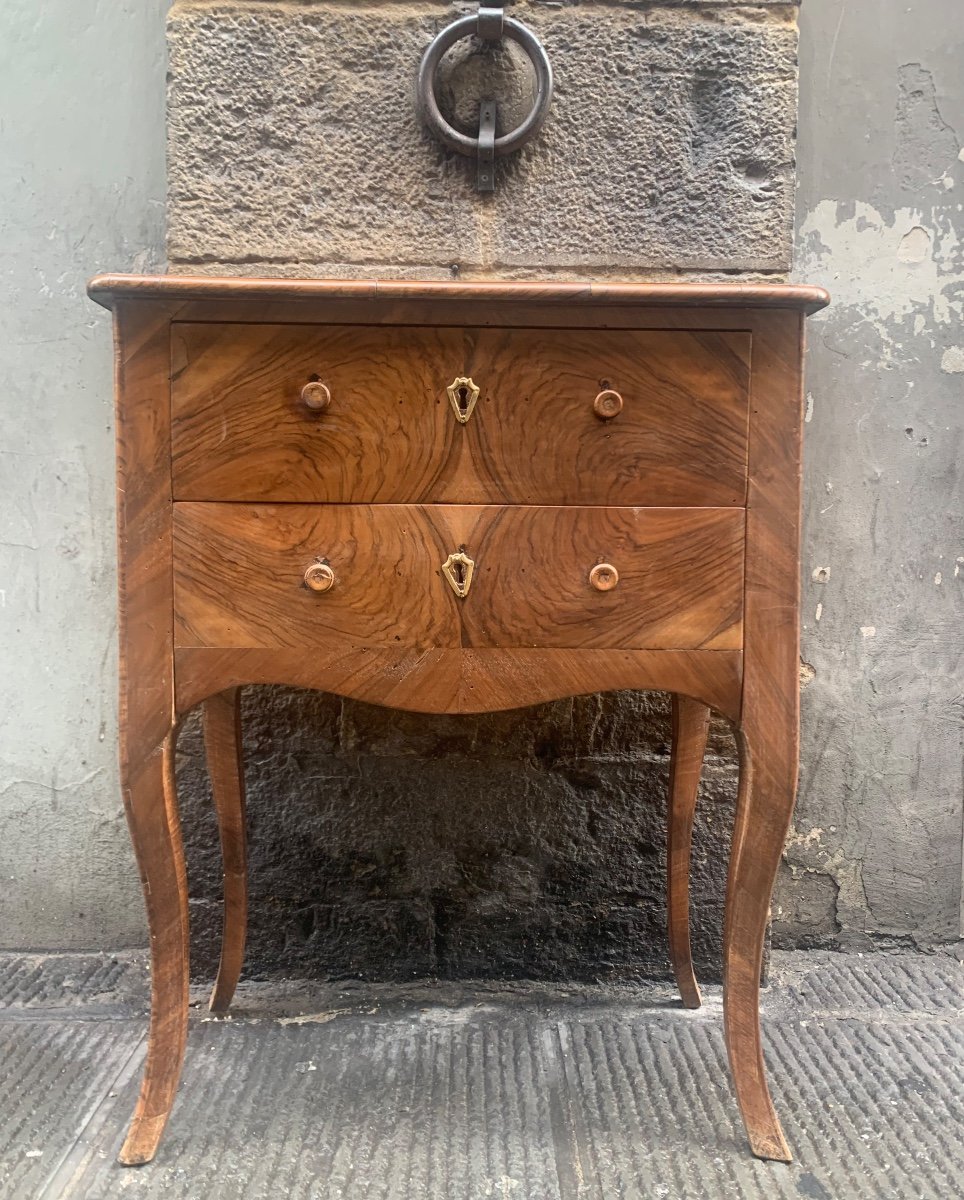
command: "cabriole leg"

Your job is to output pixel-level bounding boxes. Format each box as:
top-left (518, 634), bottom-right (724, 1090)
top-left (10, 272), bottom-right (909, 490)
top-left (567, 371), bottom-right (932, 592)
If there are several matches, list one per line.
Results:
top-left (118, 729), bottom-right (189, 1166)
top-left (667, 695), bottom-right (710, 1009)
top-left (723, 714), bottom-right (797, 1162)
top-left (204, 688), bottom-right (248, 1013)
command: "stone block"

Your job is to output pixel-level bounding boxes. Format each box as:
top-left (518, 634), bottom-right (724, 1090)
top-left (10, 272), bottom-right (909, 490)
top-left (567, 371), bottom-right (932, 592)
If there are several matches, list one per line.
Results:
top-left (179, 689), bottom-right (738, 983)
top-left (168, 3), bottom-right (797, 272)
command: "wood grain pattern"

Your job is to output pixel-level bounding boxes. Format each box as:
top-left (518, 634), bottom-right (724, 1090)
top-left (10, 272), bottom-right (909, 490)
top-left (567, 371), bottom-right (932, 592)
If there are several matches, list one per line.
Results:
top-left (203, 690), bottom-right (248, 1014)
top-left (110, 299), bottom-right (188, 1165)
top-left (171, 300), bottom-right (809, 335)
top-left (724, 311), bottom-right (805, 1162)
top-left (89, 273), bottom-right (830, 314)
top-left (117, 730), bottom-right (188, 1166)
top-left (174, 646), bottom-right (744, 723)
top-left (172, 324), bottom-right (750, 506)
top-left (459, 506), bottom-right (744, 649)
top-left (172, 323), bottom-right (459, 503)
top-left (173, 503), bottom-right (461, 651)
top-left (113, 303), bottom-right (176, 765)
top-left (173, 504), bottom-right (744, 653)
top-left (86, 274), bottom-right (827, 348)
top-left (463, 328), bottom-right (749, 506)
top-left (667, 695), bottom-right (711, 1010)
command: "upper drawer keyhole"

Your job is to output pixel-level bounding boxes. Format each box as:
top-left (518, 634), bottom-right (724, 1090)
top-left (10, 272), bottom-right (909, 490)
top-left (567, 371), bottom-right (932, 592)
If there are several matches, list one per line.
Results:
top-left (447, 376), bottom-right (480, 425)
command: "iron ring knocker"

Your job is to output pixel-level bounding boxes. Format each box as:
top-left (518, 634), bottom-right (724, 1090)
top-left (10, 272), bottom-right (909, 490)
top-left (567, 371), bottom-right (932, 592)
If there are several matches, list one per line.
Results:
top-left (417, 8), bottom-right (553, 191)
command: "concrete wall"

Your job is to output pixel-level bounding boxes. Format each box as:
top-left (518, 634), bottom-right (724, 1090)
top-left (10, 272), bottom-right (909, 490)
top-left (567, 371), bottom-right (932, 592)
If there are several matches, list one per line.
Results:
top-left (0, 1), bottom-right (169, 947)
top-left (2, 0), bottom-right (960, 969)
top-left (782, 0), bottom-right (964, 949)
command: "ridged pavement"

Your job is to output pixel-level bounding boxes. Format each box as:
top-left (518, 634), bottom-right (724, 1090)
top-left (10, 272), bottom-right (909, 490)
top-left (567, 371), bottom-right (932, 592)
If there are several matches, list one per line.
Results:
top-left (1, 951), bottom-right (962, 1199)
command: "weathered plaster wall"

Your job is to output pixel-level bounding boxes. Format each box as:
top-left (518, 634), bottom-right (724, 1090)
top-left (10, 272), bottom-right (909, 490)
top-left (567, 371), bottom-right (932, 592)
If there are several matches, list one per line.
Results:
top-left (781, 0), bottom-right (964, 949)
top-left (3, 0), bottom-right (958, 969)
top-left (165, 0), bottom-right (799, 982)
top-left (0, 2), bottom-right (169, 947)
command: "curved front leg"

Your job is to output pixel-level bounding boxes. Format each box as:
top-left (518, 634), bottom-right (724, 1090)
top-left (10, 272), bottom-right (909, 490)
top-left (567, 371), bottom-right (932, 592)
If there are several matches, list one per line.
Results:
top-left (203, 689), bottom-right (248, 1013)
top-left (723, 711), bottom-right (797, 1162)
top-left (667, 695), bottom-right (710, 1009)
top-left (118, 728), bottom-right (190, 1166)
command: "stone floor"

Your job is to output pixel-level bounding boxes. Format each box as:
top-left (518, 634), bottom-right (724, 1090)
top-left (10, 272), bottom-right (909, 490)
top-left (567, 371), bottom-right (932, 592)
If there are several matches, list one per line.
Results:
top-left (1, 950), bottom-right (963, 1199)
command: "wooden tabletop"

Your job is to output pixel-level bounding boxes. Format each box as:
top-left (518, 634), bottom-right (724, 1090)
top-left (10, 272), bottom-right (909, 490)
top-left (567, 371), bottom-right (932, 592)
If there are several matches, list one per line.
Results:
top-left (87, 273), bottom-right (830, 315)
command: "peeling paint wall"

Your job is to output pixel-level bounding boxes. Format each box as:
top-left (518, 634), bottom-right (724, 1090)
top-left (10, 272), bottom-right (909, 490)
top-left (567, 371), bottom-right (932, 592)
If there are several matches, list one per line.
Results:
top-left (0, 2), bottom-right (169, 945)
top-left (780, 0), bottom-right (964, 949)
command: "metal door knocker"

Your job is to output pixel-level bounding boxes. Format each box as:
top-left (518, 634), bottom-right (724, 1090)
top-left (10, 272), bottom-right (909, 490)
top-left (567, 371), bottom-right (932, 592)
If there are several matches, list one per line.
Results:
top-left (417, 5), bottom-right (553, 192)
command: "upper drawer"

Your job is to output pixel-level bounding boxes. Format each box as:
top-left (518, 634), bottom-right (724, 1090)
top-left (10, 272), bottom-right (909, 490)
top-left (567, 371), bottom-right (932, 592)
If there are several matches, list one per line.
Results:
top-left (171, 323), bottom-right (750, 506)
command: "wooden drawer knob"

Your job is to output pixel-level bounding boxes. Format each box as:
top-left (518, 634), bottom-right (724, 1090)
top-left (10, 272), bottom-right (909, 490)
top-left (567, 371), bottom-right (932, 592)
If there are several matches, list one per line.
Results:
top-left (589, 563), bottom-right (619, 592)
top-left (304, 562), bottom-right (335, 592)
top-left (301, 381), bottom-right (331, 412)
top-left (593, 389), bottom-right (623, 420)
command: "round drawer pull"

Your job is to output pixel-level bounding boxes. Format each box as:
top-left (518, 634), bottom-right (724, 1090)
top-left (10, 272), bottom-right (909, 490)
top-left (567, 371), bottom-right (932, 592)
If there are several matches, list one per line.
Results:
top-left (589, 563), bottom-right (619, 592)
top-left (593, 389), bottom-right (623, 420)
top-left (301, 381), bottom-right (331, 412)
top-left (304, 562), bottom-right (335, 593)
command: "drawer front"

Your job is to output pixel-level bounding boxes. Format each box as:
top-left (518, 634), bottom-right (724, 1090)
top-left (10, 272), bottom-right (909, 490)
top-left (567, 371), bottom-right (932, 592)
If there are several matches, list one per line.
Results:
top-left (462, 328), bottom-right (749, 506)
top-left (173, 503), bottom-right (462, 651)
top-left (172, 324), bottom-right (750, 506)
top-left (173, 504), bottom-right (744, 652)
top-left (172, 324), bottom-right (460, 505)
top-left (459, 505), bottom-right (744, 650)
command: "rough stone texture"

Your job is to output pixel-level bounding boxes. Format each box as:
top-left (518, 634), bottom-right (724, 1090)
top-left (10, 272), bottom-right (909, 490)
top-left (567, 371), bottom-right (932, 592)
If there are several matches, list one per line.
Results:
top-left (167, 3), bottom-right (798, 273)
top-left (179, 691), bottom-right (739, 982)
top-left (779, 0), bottom-right (964, 950)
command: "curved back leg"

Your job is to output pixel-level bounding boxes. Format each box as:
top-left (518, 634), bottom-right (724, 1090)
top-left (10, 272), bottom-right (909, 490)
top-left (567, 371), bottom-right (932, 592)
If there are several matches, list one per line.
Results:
top-left (667, 695), bottom-right (710, 1009)
top-left (203, 688), bottom-right (248, 1013)
top-left (118, 729), bottom-right (189, 1166)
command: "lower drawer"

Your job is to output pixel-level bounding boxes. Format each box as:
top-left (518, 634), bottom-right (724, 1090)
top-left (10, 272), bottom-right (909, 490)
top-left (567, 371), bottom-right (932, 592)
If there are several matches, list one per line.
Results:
top-left (173, 504), bottom-right (744, 652)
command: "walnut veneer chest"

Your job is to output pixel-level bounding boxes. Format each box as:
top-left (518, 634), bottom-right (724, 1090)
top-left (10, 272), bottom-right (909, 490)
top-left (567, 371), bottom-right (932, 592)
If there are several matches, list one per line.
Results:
top-left (88, 274), bottom-right (828, 1166)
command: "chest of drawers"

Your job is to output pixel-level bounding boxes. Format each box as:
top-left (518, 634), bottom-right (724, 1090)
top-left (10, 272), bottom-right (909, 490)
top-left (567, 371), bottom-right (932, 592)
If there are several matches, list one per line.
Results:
top-left (88, 274), bottom-right (828, 1166)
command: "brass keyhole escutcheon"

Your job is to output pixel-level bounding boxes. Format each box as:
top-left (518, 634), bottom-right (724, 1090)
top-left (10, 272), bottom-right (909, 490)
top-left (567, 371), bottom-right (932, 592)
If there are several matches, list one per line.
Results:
top-left (589, 563), bottom-right (619, 592)
top-left (447, 376), bottom-right (480, 424)
top-left (441, 550), bottom-right (476, 598)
